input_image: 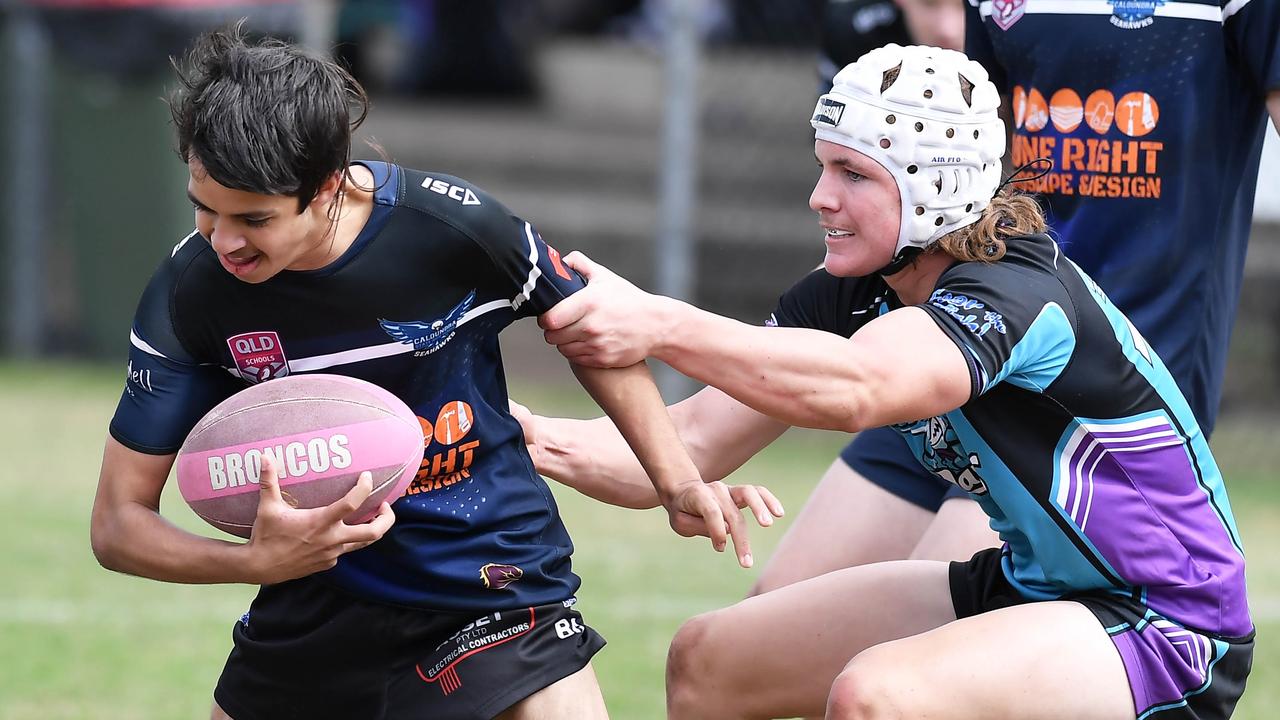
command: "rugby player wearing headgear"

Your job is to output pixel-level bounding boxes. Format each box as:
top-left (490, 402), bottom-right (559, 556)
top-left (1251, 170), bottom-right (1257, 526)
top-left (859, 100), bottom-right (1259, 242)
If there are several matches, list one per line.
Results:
top-left (522, 44), bottom-right (1253, 719)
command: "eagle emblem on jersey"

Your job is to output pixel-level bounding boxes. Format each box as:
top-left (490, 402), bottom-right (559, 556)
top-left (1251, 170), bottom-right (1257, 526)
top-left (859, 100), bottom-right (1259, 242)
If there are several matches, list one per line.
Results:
top-left (226, 331), bottom-right (290, 384)
top-left (895, 416), bottom-right (989, 495)
top-left (380, 290), bottom-right (476, 357)
top-left (990, 0), bottom-right (1027, 30)
top-left (1108, 0), bottom-right (1164, 29)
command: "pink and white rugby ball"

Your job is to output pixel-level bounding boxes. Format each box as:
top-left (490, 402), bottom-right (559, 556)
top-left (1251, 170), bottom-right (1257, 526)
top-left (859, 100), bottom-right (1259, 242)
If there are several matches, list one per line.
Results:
top-left (175, 374), bottom-right (424, 538)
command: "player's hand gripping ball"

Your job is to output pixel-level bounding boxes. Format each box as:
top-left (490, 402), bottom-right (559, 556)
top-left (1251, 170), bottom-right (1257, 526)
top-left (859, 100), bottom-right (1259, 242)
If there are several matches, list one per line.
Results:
top-left (176, 374), bottom-right (424, 537)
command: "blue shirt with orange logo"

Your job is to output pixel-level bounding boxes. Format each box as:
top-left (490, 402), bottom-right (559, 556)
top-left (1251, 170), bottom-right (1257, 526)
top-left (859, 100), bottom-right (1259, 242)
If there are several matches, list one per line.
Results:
top-left (965, 0), bottom-right (1280, 434)
top-left (110, 162), bottom-right (591, 612)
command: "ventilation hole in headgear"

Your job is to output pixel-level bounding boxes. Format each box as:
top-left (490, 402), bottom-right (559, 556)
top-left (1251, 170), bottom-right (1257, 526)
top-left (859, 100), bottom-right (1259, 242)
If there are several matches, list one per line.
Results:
top-left (926, 68), bottom-right (935, 74)
top-left (953, 169), bottom-right (961, 190)
top-left (935, 217), bottom-right (945, 227)
top-left (934, 173), bottom-right (943, 194)
top-left (907, 165), bottom-right (918, 174)
top-left (958, 73), bottom-right (975, 107)
top-left (946, 128), bottom-right (955, 138)
top-left (923, 89), bottom-right (934, 99)
top-left (880, 138), bottom-right (892, 149)
top-left (915, 122), bottom-right (924, 132)
top-left (966, 203), bottom-right (974, 212)
top-left (881, 63), bottom-right (903, 93)
top-left (915, 207), bottom-right (925, 216)
top-left (974, 130), bottom-right (980, 139)
top-left (886, 114), bottom-right (896, 124)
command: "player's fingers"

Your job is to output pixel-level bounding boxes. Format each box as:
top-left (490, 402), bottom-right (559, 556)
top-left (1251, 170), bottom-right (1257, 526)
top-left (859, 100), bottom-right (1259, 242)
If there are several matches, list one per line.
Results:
top-left (327, 471), bottom-right (374, 521)
top-left (561, 251), bottom-right (600, 279)
top-left (538, 294), bottom-right (589, 332)
top-left (729, 485), bottom-right (774, 527)
top-left (256, 454), bottom-right (286, 507)
top-left (710, 481), bottom-right (752, 568)
top-left (757, 485), bottom-right (786, 518)
top-left (695, 491), bottom-right (729, 554)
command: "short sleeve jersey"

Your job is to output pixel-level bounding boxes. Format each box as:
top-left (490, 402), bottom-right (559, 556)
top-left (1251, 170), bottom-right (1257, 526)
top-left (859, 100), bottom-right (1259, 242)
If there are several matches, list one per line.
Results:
top-left (769, 235), bottom-right (1250, 638)
top-left (965, 0), bottom-right (1280, 434)
top-left (110, 162), bottom-right (590, 612)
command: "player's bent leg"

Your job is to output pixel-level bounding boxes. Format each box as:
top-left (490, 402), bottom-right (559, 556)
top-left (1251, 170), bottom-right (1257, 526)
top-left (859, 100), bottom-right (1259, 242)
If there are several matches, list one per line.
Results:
top-left (749, 459), bottom-right (934, 595)
top-left (667, 560), bottom-right (956, 720)
top-left (496, 662), bottom-right (608, 720)
top-left (907, 494), bottom-right (1001, 562)
top-left (210, 700), bottom-right (232, 720)
top-left (824, 601), bottom-right (1135, 720)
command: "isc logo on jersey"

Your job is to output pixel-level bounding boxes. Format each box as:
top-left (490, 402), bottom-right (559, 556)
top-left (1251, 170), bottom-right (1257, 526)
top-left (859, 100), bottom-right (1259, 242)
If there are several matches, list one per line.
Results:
top-left (422, 177), bottom-right (481, 206)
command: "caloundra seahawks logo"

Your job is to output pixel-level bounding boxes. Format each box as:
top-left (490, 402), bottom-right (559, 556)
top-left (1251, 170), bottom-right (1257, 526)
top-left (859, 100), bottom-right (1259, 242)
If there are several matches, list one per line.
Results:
top-left (1109, 0), bottom-right (1165, 29)
top-left (380, 290), bottom-right (476, 357)
top-left (895, 416), bottom-right (989, 495)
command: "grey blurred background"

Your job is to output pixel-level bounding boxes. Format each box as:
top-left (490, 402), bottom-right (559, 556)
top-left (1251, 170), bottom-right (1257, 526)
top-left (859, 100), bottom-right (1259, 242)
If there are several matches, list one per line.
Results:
top-left (1, 0), bottom-right (1277, 412)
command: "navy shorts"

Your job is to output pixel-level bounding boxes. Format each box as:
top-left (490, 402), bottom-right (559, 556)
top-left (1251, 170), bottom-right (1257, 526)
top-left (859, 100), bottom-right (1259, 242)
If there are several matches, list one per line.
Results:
top-left (952, 548), bottom-right (1253, 720)
top-left (214, 575), bottom-right (606, 720)
top-left (839, 426), bottom-right (970, 511)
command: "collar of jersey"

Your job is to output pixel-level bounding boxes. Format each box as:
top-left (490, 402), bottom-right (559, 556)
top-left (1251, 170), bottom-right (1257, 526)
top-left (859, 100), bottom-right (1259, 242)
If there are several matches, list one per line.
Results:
top-left (277, 161), bottom-right (400, 279)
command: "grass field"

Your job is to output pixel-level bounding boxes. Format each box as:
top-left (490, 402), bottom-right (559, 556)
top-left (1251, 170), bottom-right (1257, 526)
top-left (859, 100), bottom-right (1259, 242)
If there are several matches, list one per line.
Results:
top-left (1, 361), bottom-right (1276, 719)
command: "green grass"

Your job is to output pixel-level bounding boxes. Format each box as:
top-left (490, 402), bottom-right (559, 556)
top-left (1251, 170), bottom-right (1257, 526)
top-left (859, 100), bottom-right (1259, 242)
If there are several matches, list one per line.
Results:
top-left (0, 361), bottom-right (1276, 719)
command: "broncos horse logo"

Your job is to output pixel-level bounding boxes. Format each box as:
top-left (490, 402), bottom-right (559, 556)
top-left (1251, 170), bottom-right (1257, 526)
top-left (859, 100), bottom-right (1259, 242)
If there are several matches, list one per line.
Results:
top-left (380, 290), bottom-right (477, 356)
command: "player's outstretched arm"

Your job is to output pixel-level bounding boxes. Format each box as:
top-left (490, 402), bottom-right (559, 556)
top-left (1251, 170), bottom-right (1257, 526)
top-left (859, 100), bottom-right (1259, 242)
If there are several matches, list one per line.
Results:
top-left (541, 253), bottom-right (972, 432)
top-left (513, 386), bottom-right (788, 519)
top-left (569, 362), bottom-right (770, 568)
top-left (91, 437), bottom-right (394, 585)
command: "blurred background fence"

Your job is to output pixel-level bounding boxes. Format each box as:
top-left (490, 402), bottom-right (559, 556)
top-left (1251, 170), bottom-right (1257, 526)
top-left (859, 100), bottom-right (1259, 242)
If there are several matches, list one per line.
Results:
top-left (1, 0), bottom-right (1277, 410)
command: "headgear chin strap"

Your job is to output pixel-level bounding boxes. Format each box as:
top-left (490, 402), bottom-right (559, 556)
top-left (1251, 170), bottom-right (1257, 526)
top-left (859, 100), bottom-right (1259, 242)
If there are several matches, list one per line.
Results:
top-left (811, 44), bottom-right (1007, 275)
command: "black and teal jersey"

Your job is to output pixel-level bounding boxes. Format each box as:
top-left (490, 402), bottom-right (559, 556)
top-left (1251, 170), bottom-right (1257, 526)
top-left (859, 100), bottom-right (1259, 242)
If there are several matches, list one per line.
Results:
top-left (770, 235), bottom-right (1250, 638)
top-left (110, 162), bottom-right (591, 612)
top-left (965, 0), bottom-right (1280, 435)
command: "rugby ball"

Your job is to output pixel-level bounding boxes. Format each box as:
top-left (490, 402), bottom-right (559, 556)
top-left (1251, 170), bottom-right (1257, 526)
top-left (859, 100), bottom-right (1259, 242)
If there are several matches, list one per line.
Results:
top-left (175, 374), bottom-right (424, 538)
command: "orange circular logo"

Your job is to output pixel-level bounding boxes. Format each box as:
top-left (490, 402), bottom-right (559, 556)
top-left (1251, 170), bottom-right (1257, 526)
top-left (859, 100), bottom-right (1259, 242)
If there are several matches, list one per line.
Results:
top-left (1012, 86), bottom-right (1028, 129)
top-left (1085, 90), bottom-right (1116, 135)
top-left (1024, 88), bottom-right (1049, 133)
top-left (417, 416), bottom-right (434, 446)
top-left (1114, 92), bottom-right (1159, 137)
top-left (434, 401), bottom-right (474, 445)
top-left (1049, 89), bottom-right (1083, 133)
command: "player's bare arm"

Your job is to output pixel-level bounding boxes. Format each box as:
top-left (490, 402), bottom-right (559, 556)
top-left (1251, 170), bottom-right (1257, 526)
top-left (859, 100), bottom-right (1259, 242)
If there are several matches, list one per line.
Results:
top-left (513, 386), bottom-right (787, 523)
top-left (1269, 89), bottom-right (1280, 131)
top-left (541, 259), bottom-right (970, 433)
top-left (92, 436), bottom-right (393, 585)
top-left (568, 362), bottom-right (759, 567)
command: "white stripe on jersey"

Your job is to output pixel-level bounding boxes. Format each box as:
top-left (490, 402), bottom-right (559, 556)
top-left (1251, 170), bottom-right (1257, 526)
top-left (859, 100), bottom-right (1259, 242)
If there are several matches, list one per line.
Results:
top-left (977, 0), bottom-right (1228, 23)
top-left (223, 224), bottom-right (546, 376)
top-left (512, 221), bottom-right (542, 312)
top-left (129, 330), bottom-right (169, 359)
top-left (171, 229), bottom-right (200, 257)
top-left (1222, 0), bottom-right (1254, 20)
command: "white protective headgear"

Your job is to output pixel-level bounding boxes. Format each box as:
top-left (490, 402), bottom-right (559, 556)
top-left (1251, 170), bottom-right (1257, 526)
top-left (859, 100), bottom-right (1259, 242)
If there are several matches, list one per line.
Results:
top-left (812, 44), bottom-right (1006, 270)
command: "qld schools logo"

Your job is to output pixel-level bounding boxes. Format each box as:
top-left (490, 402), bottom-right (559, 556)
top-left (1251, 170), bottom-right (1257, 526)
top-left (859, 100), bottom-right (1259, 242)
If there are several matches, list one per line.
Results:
top-left (1109, 0), bottom-right (1164, 29)
top-left (380, 290), bottom-right (475, 357)
top-left (226, 331), bottom-right (290, 384)
top-left (990, 0), bottom-right (1027, 30)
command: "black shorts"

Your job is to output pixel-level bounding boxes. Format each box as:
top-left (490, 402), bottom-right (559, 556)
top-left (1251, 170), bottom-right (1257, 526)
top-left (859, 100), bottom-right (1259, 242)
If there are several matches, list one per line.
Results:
top-left (839, 426), bottom-right (970, 511)
top-left (951, 548), bottom-right (1254, 720)
top-left (213, 576), bottom-right (606, 720)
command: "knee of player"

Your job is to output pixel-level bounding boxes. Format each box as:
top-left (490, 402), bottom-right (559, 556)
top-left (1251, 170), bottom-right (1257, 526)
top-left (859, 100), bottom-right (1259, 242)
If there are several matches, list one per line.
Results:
top-left (826, 647), bottom-right (911, 720)
top-left (665, 611), bottom-right (726, 712)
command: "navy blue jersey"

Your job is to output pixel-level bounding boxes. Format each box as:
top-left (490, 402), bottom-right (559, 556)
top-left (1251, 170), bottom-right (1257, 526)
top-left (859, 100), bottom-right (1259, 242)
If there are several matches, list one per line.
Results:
top-left (110, 162), bottom-right (591, 612)
top-left (965, 0), bottom-right (1280, 434)
top-left (770, 236), bottom-right (1249, 638)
